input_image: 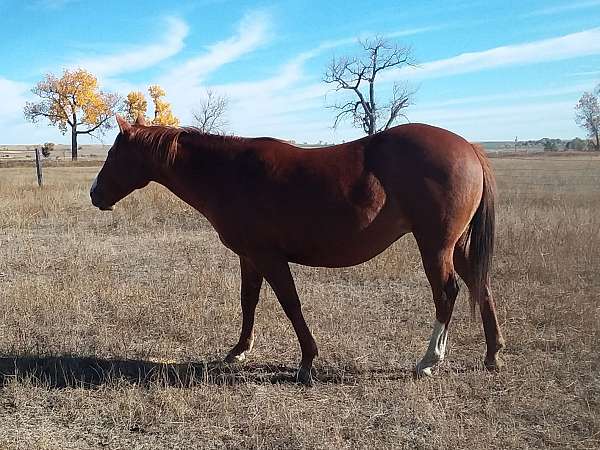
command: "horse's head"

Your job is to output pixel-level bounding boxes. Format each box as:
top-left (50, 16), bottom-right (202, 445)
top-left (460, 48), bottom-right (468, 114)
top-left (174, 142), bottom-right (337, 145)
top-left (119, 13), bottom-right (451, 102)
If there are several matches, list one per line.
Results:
top-left (90, 115), bottom-right (152, 211)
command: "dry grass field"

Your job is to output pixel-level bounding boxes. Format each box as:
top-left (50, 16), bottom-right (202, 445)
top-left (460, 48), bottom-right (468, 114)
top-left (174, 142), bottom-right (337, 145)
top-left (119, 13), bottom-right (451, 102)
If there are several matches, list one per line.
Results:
top-left (0, 154), bottom-right (599, 449)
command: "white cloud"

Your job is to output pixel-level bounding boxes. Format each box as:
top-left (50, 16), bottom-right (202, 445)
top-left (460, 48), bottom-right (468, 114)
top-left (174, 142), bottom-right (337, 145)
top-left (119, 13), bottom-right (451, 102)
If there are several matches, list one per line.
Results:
top-left (386, 26), bottom-right (443, 39)
top-left (32, 0), bottom-right (78, 10)
top-left (410, 100), bottom-right (579, 140)
top-left (567, 70), bottom-right (600, 78)
top-left (72, 17), bottom-right (189, 77)
top-left (163, 11), bottom-right (270, 84)
top-left (155, 10), bottom-right (272, 125)
top-left (0, 78), bottom-right (30, 120)
top-left (293, 25), bottom-right (439, 63)
top-left (418, 82), bottom-right (596, 108)
top-left (175, 25), bottom-right (436, 135)
top-left (523, 0), bottom-right (600, 17)
top-left (383, 28), bottom-right (600, 81)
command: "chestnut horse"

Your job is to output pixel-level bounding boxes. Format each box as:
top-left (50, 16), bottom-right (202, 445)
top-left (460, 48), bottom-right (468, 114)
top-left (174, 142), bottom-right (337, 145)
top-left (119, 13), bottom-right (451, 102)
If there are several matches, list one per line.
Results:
top-left (91, 115), bottom-right (504, 384)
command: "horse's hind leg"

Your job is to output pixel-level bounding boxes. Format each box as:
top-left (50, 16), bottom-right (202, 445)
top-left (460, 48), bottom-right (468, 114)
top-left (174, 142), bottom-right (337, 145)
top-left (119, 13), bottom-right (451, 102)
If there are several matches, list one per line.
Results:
top-left (453, 242), bottom-right (505, 370)
top-left (415, 240), bottom-right (460, 377)
top-left (225, 256), bottom-right (264, 363)
top-left (248, 254), bottom-right (318, 386)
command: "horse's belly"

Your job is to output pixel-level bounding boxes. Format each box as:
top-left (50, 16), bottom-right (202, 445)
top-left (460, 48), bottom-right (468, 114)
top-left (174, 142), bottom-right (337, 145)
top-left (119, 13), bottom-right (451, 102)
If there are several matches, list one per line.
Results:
top-left (287, 220), bottom-right (410, 268)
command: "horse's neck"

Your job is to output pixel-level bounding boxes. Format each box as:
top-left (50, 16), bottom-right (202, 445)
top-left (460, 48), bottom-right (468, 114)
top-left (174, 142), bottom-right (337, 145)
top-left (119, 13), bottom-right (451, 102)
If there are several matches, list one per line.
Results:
top-left (152, 135), bottom-right (238, 218)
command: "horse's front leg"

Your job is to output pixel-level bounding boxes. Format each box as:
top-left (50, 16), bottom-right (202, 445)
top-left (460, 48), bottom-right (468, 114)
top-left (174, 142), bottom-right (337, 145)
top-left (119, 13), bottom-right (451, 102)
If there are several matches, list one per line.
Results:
top-left (225, 256), bottom-right (264, 363)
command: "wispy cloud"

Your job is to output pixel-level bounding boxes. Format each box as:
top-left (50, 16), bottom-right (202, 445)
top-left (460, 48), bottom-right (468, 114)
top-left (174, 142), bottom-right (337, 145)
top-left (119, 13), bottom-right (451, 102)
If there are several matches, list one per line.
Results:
top-left (567, 70), bottom-right (600, 78)
top-left (180, 25), bottom-right (438, 134)
top-left (297, 25), bottom-right (440, 62)
top-left (72, 17), bottom-right (189, 78)
top-left (0, 78), bottom-right (30, 120)
top-left (418, 82), bottom-right (596, 108)
top-left (523, 0), bottom-right (600, 17)
top-left (386, 26), bottom-right (443, 39)
top-left (410, 100), bottom-right (578, 140)
top-left (32, 0), bottom-right (78, 10)
top-left (163, 11), bottom-right (270, 84)
top-left (384, 28), bottom-right (600, 81)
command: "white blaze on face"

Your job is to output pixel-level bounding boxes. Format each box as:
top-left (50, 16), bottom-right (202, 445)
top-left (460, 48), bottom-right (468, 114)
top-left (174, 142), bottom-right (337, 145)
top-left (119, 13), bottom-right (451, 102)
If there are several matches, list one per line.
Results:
top-left (416, 320), bottom-right (448, 377)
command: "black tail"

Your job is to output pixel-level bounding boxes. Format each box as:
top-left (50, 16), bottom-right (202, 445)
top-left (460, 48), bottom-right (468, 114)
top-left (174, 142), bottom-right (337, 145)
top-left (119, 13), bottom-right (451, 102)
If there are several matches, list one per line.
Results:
top-left (466, 144), bottom-right (496, 317)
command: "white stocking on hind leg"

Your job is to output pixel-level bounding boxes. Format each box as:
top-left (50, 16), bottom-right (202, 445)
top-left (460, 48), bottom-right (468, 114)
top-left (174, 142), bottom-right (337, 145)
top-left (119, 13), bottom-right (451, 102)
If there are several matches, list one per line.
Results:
top-left (414, 243), bottom-right (460, 377)
top-left (416, 320), bottom-right (448, 376)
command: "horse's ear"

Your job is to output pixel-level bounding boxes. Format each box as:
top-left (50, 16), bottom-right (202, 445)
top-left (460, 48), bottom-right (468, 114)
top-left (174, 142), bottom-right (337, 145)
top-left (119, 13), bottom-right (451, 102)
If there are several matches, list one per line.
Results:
top-left (116, 114), bottom-right (131, 133)
top-left (134, 114), bottom-right (146, 126)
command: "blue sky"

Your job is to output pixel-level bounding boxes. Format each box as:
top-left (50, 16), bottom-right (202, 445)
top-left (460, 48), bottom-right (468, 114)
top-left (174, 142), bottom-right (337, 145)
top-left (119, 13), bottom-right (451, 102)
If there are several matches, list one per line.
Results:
top-left (1, 0), bottom-right (599, 145)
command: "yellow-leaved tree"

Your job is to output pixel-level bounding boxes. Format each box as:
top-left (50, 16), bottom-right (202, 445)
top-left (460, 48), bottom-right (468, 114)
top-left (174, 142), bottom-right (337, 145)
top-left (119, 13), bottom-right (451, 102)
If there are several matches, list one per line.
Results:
top-left (124, 85), bottom-right (179, 127)
top-left (148, 85), bottom-right (179, 126)
top-left (24, 69), bottom-right (120, 160)
top-left (124, 91), bottom-right (148, 124)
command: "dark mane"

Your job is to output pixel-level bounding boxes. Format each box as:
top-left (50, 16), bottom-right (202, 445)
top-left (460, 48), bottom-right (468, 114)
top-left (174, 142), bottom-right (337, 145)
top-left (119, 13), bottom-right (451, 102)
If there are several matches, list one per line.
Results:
top-left (131, 125), bottom-right (250, 165)
top-left (131, 125), bottom-right (183, 165)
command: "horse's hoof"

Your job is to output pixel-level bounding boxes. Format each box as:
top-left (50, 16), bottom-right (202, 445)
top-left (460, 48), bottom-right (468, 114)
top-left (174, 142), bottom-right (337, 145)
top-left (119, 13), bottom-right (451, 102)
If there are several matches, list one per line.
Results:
top-left (415, 364), bottom-right (434, 378)
top-left (484, 356), bottom-right (504, 372)
top-left (297, 367), bottom-right (314, 386)
top-left (224, 352), bottom-right (246, 364)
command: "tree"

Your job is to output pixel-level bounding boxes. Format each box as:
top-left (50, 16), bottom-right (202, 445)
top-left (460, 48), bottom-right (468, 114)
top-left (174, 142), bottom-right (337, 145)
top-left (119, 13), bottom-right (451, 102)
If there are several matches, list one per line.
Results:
top-left (541, 138), bottom-right (561, 152)
top-left (566, 137), bottom-right (588, 151)
top-left (148, 85), bottom-right (179, 127)
top-left (24, 69), bottom-right (120, 160)
top-left (41, 142), bottom-right (55, 158)
top-left (575, 86), bottom-right (600, 151)
top-left (124, 91), bottom-right (148, 123)
top-left (324, 36), bottom-right (414, 135)
top-left (192, 89), bottom-right (228, 134)
top-left (124, 86), bottom-right (179, 126)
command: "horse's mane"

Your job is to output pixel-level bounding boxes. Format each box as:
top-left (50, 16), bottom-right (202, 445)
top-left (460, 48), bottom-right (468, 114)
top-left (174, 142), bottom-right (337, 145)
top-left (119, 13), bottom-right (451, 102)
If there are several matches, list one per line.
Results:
top-left (131, 125), bottom-right (250, 165)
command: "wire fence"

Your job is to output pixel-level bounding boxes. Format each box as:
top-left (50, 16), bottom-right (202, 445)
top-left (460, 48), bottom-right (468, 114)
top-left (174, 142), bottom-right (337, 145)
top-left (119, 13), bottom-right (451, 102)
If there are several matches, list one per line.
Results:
top-left (492, 157), bottom-right (600, 194)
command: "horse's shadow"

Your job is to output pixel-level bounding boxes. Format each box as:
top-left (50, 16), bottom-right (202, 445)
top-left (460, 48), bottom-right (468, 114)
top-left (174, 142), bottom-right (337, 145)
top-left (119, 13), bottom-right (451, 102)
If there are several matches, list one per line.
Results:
top-left (0, 355), bottom-right (413, 389)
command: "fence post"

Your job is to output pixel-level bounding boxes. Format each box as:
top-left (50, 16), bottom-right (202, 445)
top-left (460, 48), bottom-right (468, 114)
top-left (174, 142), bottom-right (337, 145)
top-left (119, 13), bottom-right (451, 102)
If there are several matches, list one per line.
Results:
top-left (35, 147), bottom-right (43, 187)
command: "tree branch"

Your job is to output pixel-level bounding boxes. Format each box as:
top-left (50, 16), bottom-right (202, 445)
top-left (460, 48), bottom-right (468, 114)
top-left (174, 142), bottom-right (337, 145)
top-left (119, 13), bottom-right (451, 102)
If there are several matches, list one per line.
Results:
top-left (192, 89), bottom-right (229, 134)
top-left (77, 115), bottom-right (112, 135)
top-left (324, 36), bottom-right (415, 135)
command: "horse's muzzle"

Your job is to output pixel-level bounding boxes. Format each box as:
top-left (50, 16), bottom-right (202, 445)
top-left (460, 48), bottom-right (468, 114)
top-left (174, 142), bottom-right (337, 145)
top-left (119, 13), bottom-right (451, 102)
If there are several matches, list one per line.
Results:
top-left (90, 193), bottom-right (114, 211)
top-left (90, 180), bottom-right (114, 211)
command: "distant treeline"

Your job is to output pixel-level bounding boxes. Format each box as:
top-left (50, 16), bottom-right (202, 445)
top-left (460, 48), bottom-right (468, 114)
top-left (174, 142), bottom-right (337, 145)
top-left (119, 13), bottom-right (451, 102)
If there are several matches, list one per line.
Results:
top-left (519, 138), bottom-right (594, 152)
top-left (484, 138), bottom-right (597, 152)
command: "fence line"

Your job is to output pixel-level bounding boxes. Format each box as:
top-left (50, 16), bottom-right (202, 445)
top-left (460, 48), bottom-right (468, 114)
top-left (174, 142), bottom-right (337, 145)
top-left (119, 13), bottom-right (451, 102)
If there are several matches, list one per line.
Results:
top-left (490, 157), bottom-right (600, 161)
top-left (495, 168), bottom-right (600, 173)
top-left (498, 183), bottom-right (600, 187)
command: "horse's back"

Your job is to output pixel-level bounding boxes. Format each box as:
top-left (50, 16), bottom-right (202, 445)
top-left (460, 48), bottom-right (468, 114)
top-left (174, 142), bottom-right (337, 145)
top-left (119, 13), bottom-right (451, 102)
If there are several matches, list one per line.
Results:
top-left (209, 124), bottom-right (486, 267)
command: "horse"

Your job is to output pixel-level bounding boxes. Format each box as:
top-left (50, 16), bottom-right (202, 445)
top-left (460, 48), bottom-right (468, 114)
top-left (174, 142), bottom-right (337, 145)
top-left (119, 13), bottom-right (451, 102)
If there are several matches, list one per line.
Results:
top-left (90, 114), bottom-right (505, 385)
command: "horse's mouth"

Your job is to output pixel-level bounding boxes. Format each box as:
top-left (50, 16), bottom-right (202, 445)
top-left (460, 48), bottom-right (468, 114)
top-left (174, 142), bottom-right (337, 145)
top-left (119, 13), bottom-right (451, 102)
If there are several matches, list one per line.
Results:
top-left (91, 196), bottom-right (114, 211)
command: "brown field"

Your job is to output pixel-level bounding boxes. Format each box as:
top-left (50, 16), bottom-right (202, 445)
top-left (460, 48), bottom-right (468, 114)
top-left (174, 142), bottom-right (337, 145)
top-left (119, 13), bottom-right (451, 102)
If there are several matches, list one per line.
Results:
top-left (1, 154), bottom-right (599, 449)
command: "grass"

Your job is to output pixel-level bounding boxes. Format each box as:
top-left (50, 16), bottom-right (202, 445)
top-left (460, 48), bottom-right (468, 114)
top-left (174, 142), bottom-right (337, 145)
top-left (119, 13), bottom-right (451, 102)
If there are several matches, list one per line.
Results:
top-left (1, 156), bottom-right (599, 449)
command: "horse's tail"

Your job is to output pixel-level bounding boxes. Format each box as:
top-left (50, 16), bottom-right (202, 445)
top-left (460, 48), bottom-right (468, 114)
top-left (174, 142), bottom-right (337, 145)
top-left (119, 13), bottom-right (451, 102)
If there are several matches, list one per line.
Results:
top-left (466, 144), bottom-right (496, 317)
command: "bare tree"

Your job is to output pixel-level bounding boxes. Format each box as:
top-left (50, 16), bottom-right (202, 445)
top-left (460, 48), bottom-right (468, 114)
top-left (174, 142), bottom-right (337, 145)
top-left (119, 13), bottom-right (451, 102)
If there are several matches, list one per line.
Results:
top-left (324, 36), bottom-right (414, 135)
top-left (193, 89), bottom-right (229, 134)
top-left (575, 86), bottom-right (600, 151)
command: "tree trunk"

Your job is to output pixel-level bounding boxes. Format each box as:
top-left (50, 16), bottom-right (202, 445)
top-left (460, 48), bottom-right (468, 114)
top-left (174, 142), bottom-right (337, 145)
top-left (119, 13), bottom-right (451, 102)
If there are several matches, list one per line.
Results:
top-left (71, 127), bottom-right (78, 161)
top-left (595, 130), bottom-right (599, 151)
top-left (368, 80), bottom-right (375, 135)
